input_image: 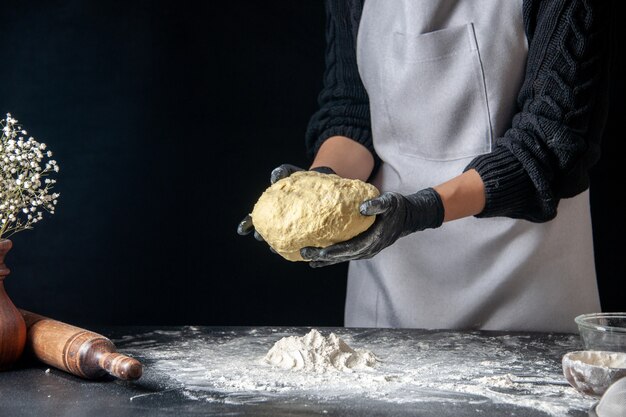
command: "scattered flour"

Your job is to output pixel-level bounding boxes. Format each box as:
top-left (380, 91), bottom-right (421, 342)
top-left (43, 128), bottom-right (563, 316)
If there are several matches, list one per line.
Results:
top-left (263, 329), bottom-right (378, 372)
top-left (115, 327), bottom-right (596, 416)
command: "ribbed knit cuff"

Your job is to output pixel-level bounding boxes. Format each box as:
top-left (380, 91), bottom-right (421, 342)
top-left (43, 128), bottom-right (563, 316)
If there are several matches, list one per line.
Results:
top-left (464, 147), bottom-right (537, 219)
top-left (310, 125), bottom-right (374, 159)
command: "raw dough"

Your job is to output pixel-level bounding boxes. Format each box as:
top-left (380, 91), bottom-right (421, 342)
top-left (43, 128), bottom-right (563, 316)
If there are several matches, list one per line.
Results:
top-left (263, 329), bottom-right (378, 372)
top-left (251, 171), bottom-right (379, 261)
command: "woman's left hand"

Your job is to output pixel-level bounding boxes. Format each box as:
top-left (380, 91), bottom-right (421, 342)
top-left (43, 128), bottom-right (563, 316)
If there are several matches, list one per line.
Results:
top-left (300, 188), bottom-right (445, 267)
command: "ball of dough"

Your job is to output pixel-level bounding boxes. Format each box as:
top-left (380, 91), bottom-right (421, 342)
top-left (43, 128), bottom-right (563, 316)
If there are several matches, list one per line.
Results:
top-left (251, 171), bottom-right (380, 261)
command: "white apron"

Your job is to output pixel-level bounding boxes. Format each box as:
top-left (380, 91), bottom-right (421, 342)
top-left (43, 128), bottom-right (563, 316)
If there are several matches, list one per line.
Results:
top-left (346, 0), bottom-right (601, 332)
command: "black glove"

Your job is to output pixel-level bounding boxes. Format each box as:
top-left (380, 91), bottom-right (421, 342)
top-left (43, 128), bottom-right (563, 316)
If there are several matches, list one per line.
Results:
top-left (237, 164), bottom-right (336, 241)
top-left (300, 188), bottom-right (445, 267)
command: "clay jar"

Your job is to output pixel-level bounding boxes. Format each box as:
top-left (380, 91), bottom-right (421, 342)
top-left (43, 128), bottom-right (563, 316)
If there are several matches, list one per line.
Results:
top-left (0, 239), bottom-right (27, 370)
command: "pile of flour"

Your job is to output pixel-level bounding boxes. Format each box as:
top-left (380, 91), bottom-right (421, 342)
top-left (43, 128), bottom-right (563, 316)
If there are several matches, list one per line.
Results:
top-left (263, 329), bottom-right (378, 372)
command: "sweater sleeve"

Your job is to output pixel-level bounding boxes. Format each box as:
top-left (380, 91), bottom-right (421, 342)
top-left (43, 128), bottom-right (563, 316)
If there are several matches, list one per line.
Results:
top-left (304, 0), bottom-right (379, 169)
top-left (464, 0), bottom-right (611, 222)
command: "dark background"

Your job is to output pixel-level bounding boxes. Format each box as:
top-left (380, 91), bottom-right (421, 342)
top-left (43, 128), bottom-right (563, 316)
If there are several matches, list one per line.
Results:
top-left (1, 1), bottom-right (623, 328)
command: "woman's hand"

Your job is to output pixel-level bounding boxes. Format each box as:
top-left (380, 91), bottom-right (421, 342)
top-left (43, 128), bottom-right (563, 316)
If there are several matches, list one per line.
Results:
top-left (300, 188), bottom-right (445, 267)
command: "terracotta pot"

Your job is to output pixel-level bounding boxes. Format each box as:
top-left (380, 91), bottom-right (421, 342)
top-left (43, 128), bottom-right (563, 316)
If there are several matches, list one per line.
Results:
top-left (0, 239), bottom-right (26, 370)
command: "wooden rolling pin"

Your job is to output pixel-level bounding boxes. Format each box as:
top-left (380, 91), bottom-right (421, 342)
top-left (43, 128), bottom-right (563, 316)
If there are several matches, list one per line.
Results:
top-left (19, 309), bottom-right (142, 381)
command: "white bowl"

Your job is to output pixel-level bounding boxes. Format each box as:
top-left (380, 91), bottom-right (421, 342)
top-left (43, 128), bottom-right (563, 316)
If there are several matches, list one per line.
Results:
top-left (562, 350), bottom-right (626, 396)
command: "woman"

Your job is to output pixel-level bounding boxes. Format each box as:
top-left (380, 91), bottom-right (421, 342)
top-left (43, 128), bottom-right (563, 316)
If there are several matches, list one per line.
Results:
top-left (239, 0), bottom-right (611, 332)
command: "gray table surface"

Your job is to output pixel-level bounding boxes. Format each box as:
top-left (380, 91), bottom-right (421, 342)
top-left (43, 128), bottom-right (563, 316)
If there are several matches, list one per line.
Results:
top-left (0, 326), bottom-right (599, 417)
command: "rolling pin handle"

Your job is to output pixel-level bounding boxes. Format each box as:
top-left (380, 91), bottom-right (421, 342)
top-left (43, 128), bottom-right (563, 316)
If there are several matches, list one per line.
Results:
top-left (98, 352), bottom-right (143, 381)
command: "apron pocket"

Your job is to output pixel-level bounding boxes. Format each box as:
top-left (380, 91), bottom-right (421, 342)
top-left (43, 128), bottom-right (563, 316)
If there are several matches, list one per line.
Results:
top-left (382, 23), bottom-right (492, 161)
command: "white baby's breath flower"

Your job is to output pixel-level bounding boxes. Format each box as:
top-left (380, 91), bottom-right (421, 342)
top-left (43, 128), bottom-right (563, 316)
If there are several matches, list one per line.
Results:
top-left (0, 113), bottom-right (60, 237)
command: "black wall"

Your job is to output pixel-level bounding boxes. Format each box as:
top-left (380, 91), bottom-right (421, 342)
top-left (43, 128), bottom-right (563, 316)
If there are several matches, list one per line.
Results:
top-left (1, 1), bottom-right (623, 328)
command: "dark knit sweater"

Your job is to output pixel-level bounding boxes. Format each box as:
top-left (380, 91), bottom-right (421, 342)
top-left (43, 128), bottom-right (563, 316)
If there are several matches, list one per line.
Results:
top-left (305, 0), bottom-right (611, 222)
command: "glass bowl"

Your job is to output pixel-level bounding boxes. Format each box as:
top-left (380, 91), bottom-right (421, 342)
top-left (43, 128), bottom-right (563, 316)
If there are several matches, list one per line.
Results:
top-left (575, 313), bottom-right (626, 352)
